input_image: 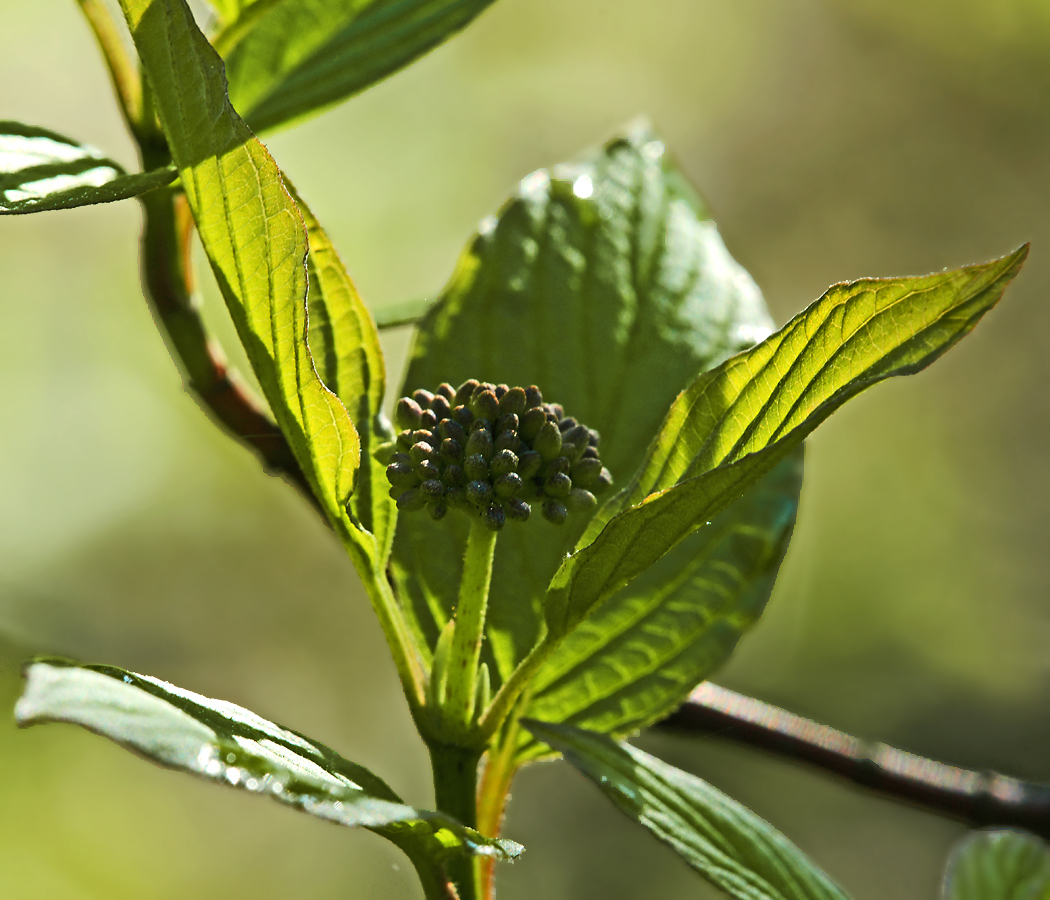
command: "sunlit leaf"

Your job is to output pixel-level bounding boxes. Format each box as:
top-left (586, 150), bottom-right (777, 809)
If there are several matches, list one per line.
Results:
top-left (544, 246), bottom-right (1028, 639)
top-left (16, 659), bottom-right (522, 864)
top-left (944, 831), bottom-right (1050, 900)
top-left (517, 449), bottom-right (802, 761)
top-left (217, 0), bottom-right (499, 134)
top-left (0, 121), bottom-right (175, 215)
top-left (392, 125), bottom-right (777, 684)
top-left (524, 719), bottom-right (849, 900)
top-left (117, 0), bottom-right (360, 535)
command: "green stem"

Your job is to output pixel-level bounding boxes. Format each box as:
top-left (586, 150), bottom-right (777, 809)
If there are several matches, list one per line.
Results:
top-left (444, 519), bottom-right (498, 734)
top-left (430, 742), bottom-right (484, 900)
top-left (76, 0), bottom-right (142, 137)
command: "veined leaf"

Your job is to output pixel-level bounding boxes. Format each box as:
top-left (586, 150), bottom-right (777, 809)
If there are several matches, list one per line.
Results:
top-left (217, 0), bottom-right (499, 135)
top-left (0, 121), bottom-right (175, 215)
top-left (392, 125), bottom-right (777, 684)
top-left (118, 0), bottom-right (360, 534)
top-left (290, 180), bottom-right (396, 562)
top-left (944, 831), bottom-right (1050, 900)
top-left (545, 246), bottom-right (1028, 638)
top-left (523, 719), bottom-right (849, 900)
top-left (517, 449), bottom-right (802, 761)
top-left (16, 659), bottom-right (522, 864)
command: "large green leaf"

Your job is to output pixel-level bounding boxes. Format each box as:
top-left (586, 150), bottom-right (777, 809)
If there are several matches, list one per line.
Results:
top-left (16, 659), bottom-right (522, 866)
top-left (524, 720), bottom-right (850, 900)
top-left (0, 121), bottom-right (175, 215)
top-left (216, 0), bottom-right (499, 134)
top-left (291, 180), bottom-right (397, 563)
top-left (392, 125), bottom-right (777, 684)
top-left (517, 448), bottom-right (802, 761)
top-left (544, 246), bottom-right (1028, 639)
top-left (118, 0), bottom-right (360, 533)
top-left (944, 831), bottom-right (1050, 900)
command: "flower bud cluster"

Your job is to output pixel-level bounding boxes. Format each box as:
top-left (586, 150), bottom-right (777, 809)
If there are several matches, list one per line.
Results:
top-left (385, 380), bottom-right (613, 531)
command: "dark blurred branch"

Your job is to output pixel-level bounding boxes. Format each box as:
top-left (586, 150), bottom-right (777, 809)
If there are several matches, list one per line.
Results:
top-left (658, 683), bottom-right (1050, 840)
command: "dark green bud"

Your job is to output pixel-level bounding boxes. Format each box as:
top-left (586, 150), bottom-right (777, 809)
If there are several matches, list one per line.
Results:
top-left (415, 459), bottom-right (441, 482)
top-left (534, 421), bottom-right (563, 460)
top-left (518, 451), bottom-right (542, 479)
top-left (420, 479), bottom-right (445, 500)
top-left (466, 480), bottom-right (493, 507)
top-left (549, 404), bottom-right (565, 420)
top-left (419, 409), bottom-right (438, 430)
top-left (471, 417), bottom-right (491, 434)
top-left (490, 449), bottom-right (518, 478)
top-left (563, 424), bottom-right (590, 449)
top-left (545, 472), bottom-right (572, 498)
top-left (443, 465), bottom-right (466, 487)
top-left (470, 389), bottom-right (500, 422)
top-left (593, 467), bottom-right (613, 494)
top-left (494, 472), bottom-right (523, 498)
top-left (396, 430), bottom-right (414, 451)
top-left (496, 383), bottom-right (511, 398)
top-left (452, 405), bottom-right (474, 428)
top-left (571, 456), bottom-right (603, 487)
top-left (409, 441), bottom-right (434, 464)
top-left (519, 407), bottom-right (546, 442)
top-left (566, 488), bottom-right (597, 512)
top-left (465, 428), bottom-right (494, 460)
top-left (558, 416), bottom-right (577, 433)
top-left (464, 454), bottom-right (489, 481)
top-left (386, 462), bottom-right (417, 488)
top-left (542, 500), bottom-right (568, 525)
top-left (506, 498), bottom-right (531, 521)
top-left (389, 451), bottom-right (413, 468)
top-left (437, 383), bottom-right (457, 402)
top-left (397, 488), bottom-right (426, 511)
top-left (427, 499), bottom-right (448, 521)
top-left (495, 429), bottom-right (521, 454)
top-left (373, 441), bottom-right (395, 465)
top-left (524, 385), bottom-right (543, 408)
top-left (499, 387), bottom-right (527, 417)
top-left (483, 504), bottom-right (506, 532)
top-left (412, 389), bottom-right (435, 408)
top-left (430, 396), bottom-right (451, 421)
top-left (454, 380), bottom-right (480, 407)
top-left (411, 429), bottom-right (435, 446)
top-left (395, 397), bottom-right (423, 431)
top-left (388, 485), bottom-right (404, 500)
top-left (438, 419), bottom-right (466, 444)
top-left (547, 456), bottom-right (571, 476)
top-left (495, 413), bottom-right (519, 434)
top-left (445, 486), bottom-right (468, 507)
top-left (440, 438), bottom-right (464, 463)
top-left (588, 429), bottom-right (601, 447)
top-left (581, 446), bottom-right (600, 460)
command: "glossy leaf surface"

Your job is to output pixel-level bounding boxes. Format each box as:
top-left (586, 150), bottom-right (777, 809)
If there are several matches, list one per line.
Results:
top-left (16, 659), bottom-right (522, 863)
top-left (392, 125), bottom-right (777, 684)
top-left (118, 0), bottom-right (360, 533)
top-left (944, 831), bottom-right (1050, 900)
top-left (218, 0), bottom-right (499, 134)
top-left (518, 449), bottom-right (802, 761)
top-left (0, 122), bottom-right (175, 215)
top-left (545, 246), bottom-right (1028, 639)
top-left (524, 719), bottom-right (849, 900)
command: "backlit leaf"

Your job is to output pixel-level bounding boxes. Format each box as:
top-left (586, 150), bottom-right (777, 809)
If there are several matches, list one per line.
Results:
top-left (944, 831), bottom-right (1050, 900)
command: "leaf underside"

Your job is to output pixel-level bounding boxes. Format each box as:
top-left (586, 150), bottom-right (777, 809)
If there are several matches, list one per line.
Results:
top-left (524, 719), bottom-right (850, 900)
top-left (16, 659), bottom-right (521, 863)
top-left (944, 831), bottom-right (1050, 900)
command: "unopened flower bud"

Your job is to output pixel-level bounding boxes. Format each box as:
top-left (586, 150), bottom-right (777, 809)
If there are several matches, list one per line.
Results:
top-left (419, 409), bottom-right (438, 429)
top-left (395, 397), bottom-right (423, 431)
top-left (494, 472), bottom-right (523, 498)
top-left (465, 428), bottom-right (494, 460)
top-left (396, 430), bottom-right (414, 452)
top-left (542, 500), bottom-right (568, 524)
top-left (438, 418), bottom-right (466, 444)
top-left (386, 462), bottom-right (417, 488)
top-left (411, 429), bottom-right (434, 445)
top-left (495, 429), bottom-right (521, 454)
top-left (483, 504), bottom-right (506, 532)
top-left (430, 396), bottom-right (451, 421)
top-left (499, 387), bottom-right (527, 417)
top-left (409, 441), bottom-right (434, 465)
top-left (415, 459), bottom-right (440, 481)
top-left (420, 479), bottom-right (445, 500)
top-left (466, 480), bottom-right (493, 508)
top-left (490, 449), bottom-right (518, 478)
top-left (566, 488), bottom-right (597, 512)
top-left (412, 389), bottom-right (435, 408)
top-left (534, 421), bottom-right (563, 460)
top-left (397, 488), bottom-right (426, 511)
top-left (558, 417), bottom-right (577, 433)
top-left (496, 413), bottom-right (519, 434)
top-left (452, 405), bottom-right (474, 428)
top-left (547, 456), bottom-right (571, 476)
top-left (571, 457), bottom-right (603, 487)
top-left (519, 407), bottom-right (546, 442)
top-left (545, 472), bottom-right (572, 498)
top-left (443, 465), bottom-right (466, 487)
top-left (454, 380), bottom-right (480, 407)
top-left (427, 499), bottom-right (448, 521)
top-left (440, 438), bottom-right (464, 463)
top-left (593, 467), bottom-right (613, 494)
top-left (517, 450), bottom-right (542, 479)
top-left (445, 486), bottom-right (467, 507)
top-left (437, 383), bottom-right (457, 402)
top-left (464, 454), bottom-right (489, 481)
top-left (470, 389), bottom-right (500, 422)
top-left (506, 498), bottom-right (531, 521)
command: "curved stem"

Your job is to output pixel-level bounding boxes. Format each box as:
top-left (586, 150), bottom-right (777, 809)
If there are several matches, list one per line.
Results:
top-left (444, 519), bottom-right (498, 733)
top-left (76, 0), bottom-right (142, 136)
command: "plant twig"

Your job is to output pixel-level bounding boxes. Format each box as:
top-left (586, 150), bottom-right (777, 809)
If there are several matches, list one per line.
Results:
top-left (657, 682), bottom-right (1050, 839)
top-left (76, 0), bottom-right (144, 139)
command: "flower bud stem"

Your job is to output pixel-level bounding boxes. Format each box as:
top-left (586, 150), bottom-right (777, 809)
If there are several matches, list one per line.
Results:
top-left (443, 517), bottom-right (499, 735)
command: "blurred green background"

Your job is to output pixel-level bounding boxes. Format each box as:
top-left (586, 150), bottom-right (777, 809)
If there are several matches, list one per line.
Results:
top-left (3, 0), bottom-right (1050, 896)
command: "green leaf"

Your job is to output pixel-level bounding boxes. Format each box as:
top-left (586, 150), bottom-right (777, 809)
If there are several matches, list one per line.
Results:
top-left (545, 245), bottom-right (1029, 639)
top-left (517, 449), bottom-right (802, 761)
top-left (217, 0), bottom-right (499, 135)
top-left (0, 121), bottom-right (175, 215)
top-left (391, 125), bottom-right (777, 684)
top-left (118, 0), bottom-right (360, 534)
top-left (523, 719), bottom-right (849, 900)
top-left (290, 180), bottom-right (397, 563)
top-left (944, 831), bottom-right (1050, 900)
top-left (16, 659), bottom-right (522, 865)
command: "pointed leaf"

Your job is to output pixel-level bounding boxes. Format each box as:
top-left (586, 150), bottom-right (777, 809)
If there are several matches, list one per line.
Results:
top-left (392, 125), bottom-right (776, 683)
top-left (523, 719), bottom-right (849, 900)
top-left (217, 0), bottom-right (499, 134)
top-left (0, 121), bottom-right (175, 215)
top-left (16, 659), bottom-right (522, 864)
top-left (518, 449), bottom-right (802, 761)
top-left (545, 246), bottom-right (1028, 638)
top-left (118, 0), bottom-right (361, 536)
top-left (944, 831), bottom-right (1050, 900)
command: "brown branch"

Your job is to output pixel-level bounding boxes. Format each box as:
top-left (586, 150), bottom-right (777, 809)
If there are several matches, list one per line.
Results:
top-left (657, 683), bottom-right (1050, 840)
